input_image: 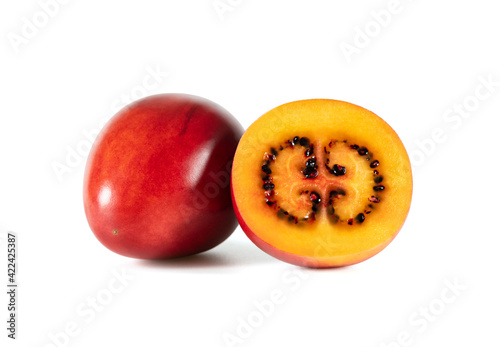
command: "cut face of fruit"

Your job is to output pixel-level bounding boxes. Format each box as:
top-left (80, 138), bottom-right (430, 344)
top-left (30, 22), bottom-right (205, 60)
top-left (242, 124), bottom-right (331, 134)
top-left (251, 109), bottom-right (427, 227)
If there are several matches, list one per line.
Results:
top-left (231, 99), bottom-right (413, 268)
top-left (262, 138), bottom-right (384, 226)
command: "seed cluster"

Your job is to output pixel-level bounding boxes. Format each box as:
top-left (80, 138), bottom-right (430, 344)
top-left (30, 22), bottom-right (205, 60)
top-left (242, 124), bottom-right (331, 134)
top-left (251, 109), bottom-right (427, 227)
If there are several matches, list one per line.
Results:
top-left (260, 136), bottom-right (386, 227)
top-left (348, 142), bottom-right (385, 210)
top-left (261, 158), bottom-right (276, 206)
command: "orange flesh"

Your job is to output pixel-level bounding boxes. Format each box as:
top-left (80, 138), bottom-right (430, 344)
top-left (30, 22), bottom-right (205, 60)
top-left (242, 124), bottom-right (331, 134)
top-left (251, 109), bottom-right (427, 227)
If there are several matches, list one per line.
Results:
top-left (268, 140), bottom-right (377, 223)
top-left (232, 99), bottom-right (413, 267)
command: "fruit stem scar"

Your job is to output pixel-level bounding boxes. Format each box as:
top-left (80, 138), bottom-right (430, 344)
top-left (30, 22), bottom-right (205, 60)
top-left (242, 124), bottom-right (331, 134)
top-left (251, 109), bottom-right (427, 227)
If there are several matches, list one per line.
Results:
top-left (112, 230), bottom-right (118, 235)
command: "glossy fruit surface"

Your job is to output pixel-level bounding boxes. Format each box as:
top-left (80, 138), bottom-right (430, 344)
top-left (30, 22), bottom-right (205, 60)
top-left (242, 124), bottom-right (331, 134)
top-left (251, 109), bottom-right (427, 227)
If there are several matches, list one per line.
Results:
top-left (231, 99), bottom-right (412, 268)
top-left (84, 94), bottom-right (243, 259)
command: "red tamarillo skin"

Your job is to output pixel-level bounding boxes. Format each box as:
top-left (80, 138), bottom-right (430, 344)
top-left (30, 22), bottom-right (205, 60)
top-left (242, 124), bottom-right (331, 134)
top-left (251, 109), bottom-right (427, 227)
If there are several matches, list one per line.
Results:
top-left (83, 94), bottom-right (243, 259)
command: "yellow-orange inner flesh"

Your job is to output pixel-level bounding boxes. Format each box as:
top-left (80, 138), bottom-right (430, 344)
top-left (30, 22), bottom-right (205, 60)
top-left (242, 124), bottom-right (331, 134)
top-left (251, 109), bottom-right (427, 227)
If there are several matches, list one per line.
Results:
top-left (268, 139), bottom-right (379, 224)
top-left (232, 99), bottom-right (412, 260)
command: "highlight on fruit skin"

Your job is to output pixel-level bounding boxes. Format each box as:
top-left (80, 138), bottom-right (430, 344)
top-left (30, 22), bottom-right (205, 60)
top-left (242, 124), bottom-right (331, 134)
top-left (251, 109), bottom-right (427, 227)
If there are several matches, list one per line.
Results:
top-left (231, 99), bottom-right (413, 268)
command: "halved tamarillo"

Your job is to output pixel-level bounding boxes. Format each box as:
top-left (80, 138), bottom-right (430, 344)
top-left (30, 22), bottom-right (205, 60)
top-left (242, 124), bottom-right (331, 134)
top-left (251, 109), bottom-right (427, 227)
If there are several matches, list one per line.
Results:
top-left (231, 99), bottom-right (412, 268)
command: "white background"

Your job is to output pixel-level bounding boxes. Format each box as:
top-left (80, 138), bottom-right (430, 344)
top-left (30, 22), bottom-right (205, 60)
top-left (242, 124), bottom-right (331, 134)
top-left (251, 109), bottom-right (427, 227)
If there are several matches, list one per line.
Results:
top-left (1, 0), bottom-right (499, 346)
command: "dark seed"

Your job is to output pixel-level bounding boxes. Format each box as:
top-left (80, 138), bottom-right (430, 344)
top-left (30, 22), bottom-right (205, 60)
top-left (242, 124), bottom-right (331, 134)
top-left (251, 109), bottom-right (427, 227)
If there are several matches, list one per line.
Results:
top-left (347, 219), bottom-right (354, 225)
top-left (331, 164), bottom-right (346, 176)
top-left (326, 159), bottom-right (330, 164)
top-left (303, 168), bottom-right (319, 179)
top-left (265, 200), bottom-right (275, 206)
top-left (291, 136), bottom-right (300, 145)
top-left (369, 196), bottom-right (380, 203)
top-left (271, 148), bottom-right (278, 156)
top-left (306, 158), bottom-right (316, 169)
top-left (279, 145), bottom-right (284, 151)
top-left (350, 144), bottom-right (359, 150)
top-left (329, 140), bottom-right (333, 147)
top-left (261, 165), bottom-right (272, 175)
top-left (261, 174), bottom-right (270, 180)
top-left (370, 160), bottom-right (379, 168)
top-left (373, 185), bottom-right (385, 192)
top-left (310, 191), bottom-right (321, 204)
top-left (355, 213), bottom-right (365, 224)
top-left (357, 147), bottom-right (368, 156)
top-left (324, 147), bottom-right (329, 154)
top-left (373, 170), bottom-right (379, 175)
top-left (265, 189), bottom-right (274, 197)
top-left (312, 205), bottom-right (318, 213)
top-left (305, 144), bottom-right (314, 157)
top-left (263, 183), bottom-right (275, 190)
top-left (374, 175), bottom-right (384, 184)
top-left (299, 137), bottom-right (310, 147)
top-left (307, 170), bottom-right (319, 179)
